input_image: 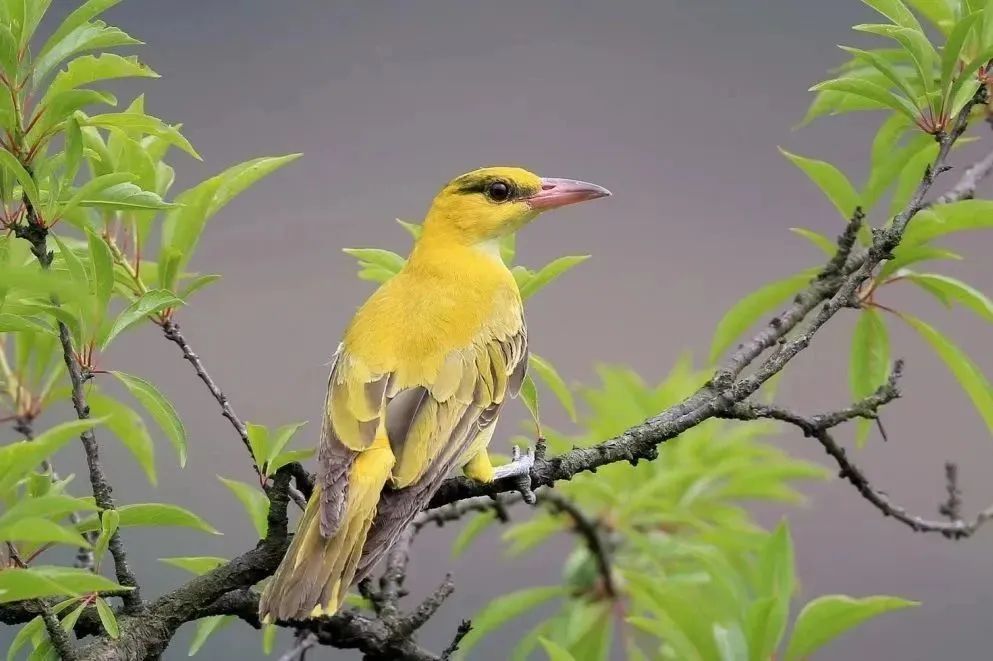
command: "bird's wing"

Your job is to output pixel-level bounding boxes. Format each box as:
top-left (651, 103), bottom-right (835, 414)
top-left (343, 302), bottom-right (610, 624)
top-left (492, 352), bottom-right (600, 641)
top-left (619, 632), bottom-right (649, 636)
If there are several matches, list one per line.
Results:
top-left (318, 321), bottom-right (527, 536)
top-left (385, 320), bottom-right (527, 488)
top-left (317, 344), bottom-right (390, 538)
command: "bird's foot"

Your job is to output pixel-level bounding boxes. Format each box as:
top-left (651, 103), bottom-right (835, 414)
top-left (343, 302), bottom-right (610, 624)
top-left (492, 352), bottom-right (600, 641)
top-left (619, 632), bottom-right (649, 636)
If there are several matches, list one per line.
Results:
top-left (493, 445), bottom-right (536, 504)
top-left (493, 445), bottom-right (535, 479)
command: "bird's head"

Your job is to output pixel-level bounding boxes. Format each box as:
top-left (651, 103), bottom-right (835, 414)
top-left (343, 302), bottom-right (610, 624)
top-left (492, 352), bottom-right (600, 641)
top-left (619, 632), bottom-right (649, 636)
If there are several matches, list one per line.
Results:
top-left (422, 166), bottom-right (611, 245)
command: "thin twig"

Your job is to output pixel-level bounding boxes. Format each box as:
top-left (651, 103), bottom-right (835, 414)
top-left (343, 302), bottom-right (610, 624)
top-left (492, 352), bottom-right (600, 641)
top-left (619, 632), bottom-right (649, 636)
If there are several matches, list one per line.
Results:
top-left (724, 367), bottom-right (993, 539)
top-left (933, 148), bottom-right (993, 204)
top-left (277, 632), bottom-right (316, 661)
top-left (160, 319), bottom-right (258, 474)
top-left (440, 620), bottom-right (472, 660)
top-left (540, 491), bottom-right (617, 598)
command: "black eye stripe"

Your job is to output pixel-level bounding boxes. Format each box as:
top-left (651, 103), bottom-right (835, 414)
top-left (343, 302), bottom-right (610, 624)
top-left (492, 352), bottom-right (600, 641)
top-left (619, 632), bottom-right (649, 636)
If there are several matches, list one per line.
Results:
top-left (453, 176), bottom-right (535, 200)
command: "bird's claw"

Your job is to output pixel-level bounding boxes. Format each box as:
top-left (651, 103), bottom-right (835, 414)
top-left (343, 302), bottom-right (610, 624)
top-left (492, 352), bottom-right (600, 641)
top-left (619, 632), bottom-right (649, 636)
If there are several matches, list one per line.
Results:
top-left (493, 445), bottom-right (536, 504)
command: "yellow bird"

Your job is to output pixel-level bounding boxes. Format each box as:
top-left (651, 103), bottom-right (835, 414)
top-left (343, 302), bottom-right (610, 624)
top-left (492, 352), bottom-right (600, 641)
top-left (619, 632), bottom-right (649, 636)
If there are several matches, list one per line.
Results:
top-left (258, 166), bottom-right (610, 622)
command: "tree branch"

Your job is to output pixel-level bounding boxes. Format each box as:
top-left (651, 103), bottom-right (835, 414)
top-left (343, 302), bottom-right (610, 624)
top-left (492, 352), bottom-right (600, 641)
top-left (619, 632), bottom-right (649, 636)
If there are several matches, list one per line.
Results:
top-left (540, 491), bottom-right (616, 599)
top-left (41, 606), bottom-right (77, 661)
top-left (723, 364), bottom-right (993, 539)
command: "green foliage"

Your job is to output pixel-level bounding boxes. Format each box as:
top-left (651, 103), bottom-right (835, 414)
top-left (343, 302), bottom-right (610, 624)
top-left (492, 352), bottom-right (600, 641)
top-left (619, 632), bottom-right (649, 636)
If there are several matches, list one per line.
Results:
top-left (244, 420), bottom-right (310, 477)
top-left (451, 360), bottom-right (914, 659)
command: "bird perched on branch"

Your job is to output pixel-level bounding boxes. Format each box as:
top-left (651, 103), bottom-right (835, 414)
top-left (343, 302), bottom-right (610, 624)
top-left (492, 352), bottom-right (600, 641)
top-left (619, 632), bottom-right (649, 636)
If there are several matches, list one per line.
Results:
top-left (259, 166), bottom-right (610, 622)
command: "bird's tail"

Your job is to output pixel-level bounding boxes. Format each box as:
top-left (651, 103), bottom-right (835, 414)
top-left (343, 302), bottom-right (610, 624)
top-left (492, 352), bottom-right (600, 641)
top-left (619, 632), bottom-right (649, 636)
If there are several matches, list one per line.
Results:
top-left (258, 437), bottom-right (394, 622)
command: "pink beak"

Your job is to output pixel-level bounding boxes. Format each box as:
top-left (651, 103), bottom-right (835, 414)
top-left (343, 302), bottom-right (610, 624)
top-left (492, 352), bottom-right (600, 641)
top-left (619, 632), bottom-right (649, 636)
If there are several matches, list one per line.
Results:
top-left (527, 178), bottom-right (612, 210)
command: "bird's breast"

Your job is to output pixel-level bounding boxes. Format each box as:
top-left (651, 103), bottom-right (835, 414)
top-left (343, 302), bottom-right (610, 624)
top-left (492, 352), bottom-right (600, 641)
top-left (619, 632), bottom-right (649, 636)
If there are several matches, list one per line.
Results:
top-left (342, 254), bottom-right (522, 387)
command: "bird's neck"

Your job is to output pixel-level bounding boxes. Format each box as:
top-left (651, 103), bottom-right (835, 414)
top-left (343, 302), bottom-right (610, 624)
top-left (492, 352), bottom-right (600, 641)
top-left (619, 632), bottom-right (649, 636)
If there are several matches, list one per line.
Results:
top-left (409, 231), bottom-right (509, 269)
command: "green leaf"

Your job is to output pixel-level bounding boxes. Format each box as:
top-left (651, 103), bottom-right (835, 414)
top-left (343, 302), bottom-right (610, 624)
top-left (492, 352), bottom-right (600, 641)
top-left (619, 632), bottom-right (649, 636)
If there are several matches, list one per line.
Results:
top-left (85, 112), bottom-right (200, 160)
top-left (0, 148), bottom-right (39, 207)
top-left (519, 374), bottom-right (540, 430)
top-left (904, 314), bottom-right (993, 436)
top-left (0, 419), bottom-right (99, 493)
top-left (396, 218), bottom-right (422, 239)
top-left (0, 24), bottom-right (17, 83)
top-left (111, 371), bottom-right (187, 466)
top-left (709, 270), bottom-right (815, 363)
top-left (0, 517), bottom-right (90, 548)
top-left (88, 392), bottom-right (157, 485)
top-left (789, 227), bottom-right (836, 256)
top-left (809, 77), bottom-right (920, 122)
top-left (41, 54), bottom-right (157, 108)
top-left (342, 248), bottom-right (406, 275)
top-left (0, 313), bottom-right (56, 336)
top-left (56, 172), bottom-right (133, 220)
top-left (539, 639), bottom-right (577, 661)
top-left (246, 423), bottom-right (269, 468)
top-left (889, 141), bottom-right (939, 217)
top-left (713, 623), bottom-right (748, 661)
top-left (940, 12), bottom-right (980, 105)
top-left (849, 309), bottom-right (890, 445)
top-left (92, 509), bottom-right (119, 565)
top-left (839, 46), bottom-right (919, 107)
top-left (38, 0), bottom-right (124, 64)
top-left (77, 503), bottom-right (220, 535)
top-left (785, 595), bottom-right (917, 660)
top-left (0, 495), bottom-right (96, 527)
top-left (158, 556), bottom-right (227, 576)
top-left (159, 155), bottom-right (301, 289)
top-left (877, 245), bottom-right (960, 282)
top-left (755, 522), bottom-right (795, 648)
top-left (95, 597), bottom-right (119, 639)
top-left (264, 422), bottom-right (307, 473)
top-left (265, 449), bottom-right (314, 476)
top-left (902, 201), bottom-right (993, 245)
top-left (262, 623), bottom-right (277, 655)
top-left (519, 255), bottom-right (589, 299)
top-left (780, 149), bottom-right (861, 219)
top-left (906, 0), bottom-right (955, 29)
top-left (528, 353), bottom-right (576, 422)
top-left (947, 43), bottom-right (993, 116)
top-left (75, 180), bottom-right (173, 210)
top-left (7, 616), bottom-right (45, 661)
top-left (60, 601), bottom-right (87, 633)
top-left (458, 586), bottom-right (567, 656)
top-left (861, 0), bottom-right (924, 30)
top-left (87, 229), bottom-right (114, 318)
top-left (101, 289), bottom-right (183, 348)
top-left (451, 510), bottom-right (497, 558)
top-left (63, 115), bottom-right (84, 188)
top-left (178, 274), bottom-right (222, 300)
top-left (218, 477), bottom-right (269, 538)
top-left (34, 20), bottom-right (141, 86)
top-left (903, 273), bottom-right (993, 323)
top-left (0, 566), bottom-right (124, 603)
top-left (188, 615), bottom-right (233, 656)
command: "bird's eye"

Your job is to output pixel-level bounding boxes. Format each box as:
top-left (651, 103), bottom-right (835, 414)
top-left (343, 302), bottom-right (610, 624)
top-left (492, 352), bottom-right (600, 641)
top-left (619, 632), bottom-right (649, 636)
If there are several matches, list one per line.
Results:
top-left (486, 181), bottom-right (511, 202)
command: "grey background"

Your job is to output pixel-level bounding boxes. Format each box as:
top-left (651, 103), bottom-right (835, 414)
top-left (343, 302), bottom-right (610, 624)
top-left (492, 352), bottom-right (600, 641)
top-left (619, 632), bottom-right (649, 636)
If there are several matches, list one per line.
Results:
top-left (5, 1), bottom-right (993, 659)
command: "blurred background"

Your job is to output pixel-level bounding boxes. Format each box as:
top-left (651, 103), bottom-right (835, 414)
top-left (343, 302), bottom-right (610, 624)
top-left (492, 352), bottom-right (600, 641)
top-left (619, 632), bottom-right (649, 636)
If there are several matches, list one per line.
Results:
top-left (5, 0), bottom-right (993, 658)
